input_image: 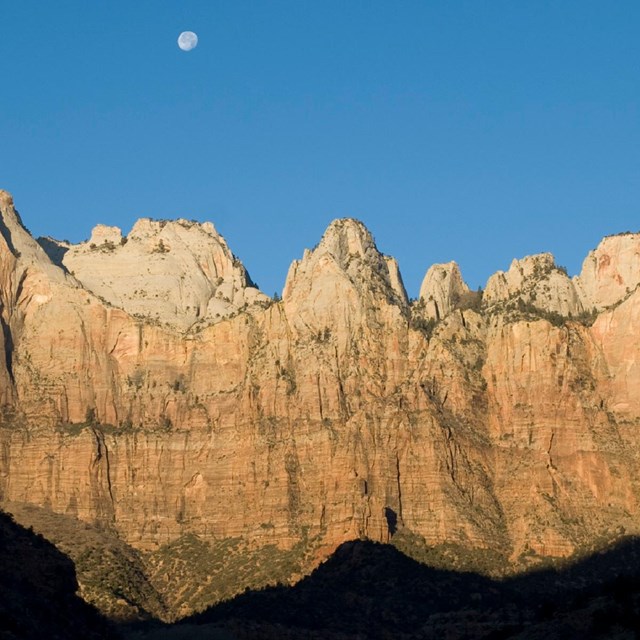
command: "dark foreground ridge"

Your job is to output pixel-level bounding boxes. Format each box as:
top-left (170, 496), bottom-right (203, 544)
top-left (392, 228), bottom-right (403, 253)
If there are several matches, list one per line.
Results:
top-left (127, 538), bottom-right (640, 640)
top-left (3, 514), bottom-right (640, 640)
top-left (0, 511), bottom-right (114, 640)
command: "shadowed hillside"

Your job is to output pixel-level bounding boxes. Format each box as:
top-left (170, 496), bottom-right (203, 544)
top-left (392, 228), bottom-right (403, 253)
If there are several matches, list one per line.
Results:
top-left (127, 538), bottom-right (640, 640)
top-left (0, 510), bottom-right (115, 640)
top-left (3, 510), bottom-right (640, 639)
top-left (3, 504), bottom-right (168, 623)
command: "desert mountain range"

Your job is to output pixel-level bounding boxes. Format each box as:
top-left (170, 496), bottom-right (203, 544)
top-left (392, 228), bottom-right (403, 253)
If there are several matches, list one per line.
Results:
top-left (1, 188), bottom-right (640, 622)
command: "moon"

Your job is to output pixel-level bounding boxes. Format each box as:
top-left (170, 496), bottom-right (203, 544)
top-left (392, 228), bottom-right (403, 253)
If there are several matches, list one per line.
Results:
top-left (178, 31), bottom-right (198, 51)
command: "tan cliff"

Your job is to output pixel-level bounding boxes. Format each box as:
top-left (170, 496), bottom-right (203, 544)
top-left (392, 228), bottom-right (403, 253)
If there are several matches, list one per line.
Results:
top-left (1, 189), bottom-right (640, 617)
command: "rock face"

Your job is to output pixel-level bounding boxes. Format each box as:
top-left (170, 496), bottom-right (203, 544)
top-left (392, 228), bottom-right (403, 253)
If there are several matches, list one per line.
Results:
top-left (39, 217), bottom-right (268, 331)
top-left (574, 232), bottom-right (640, 311)
top-left (418, 261), bottom-right (469, 319)
top-left (1, 189), bottom-right (640, 618)
top-left (484, 253), bottom-right (584, 317)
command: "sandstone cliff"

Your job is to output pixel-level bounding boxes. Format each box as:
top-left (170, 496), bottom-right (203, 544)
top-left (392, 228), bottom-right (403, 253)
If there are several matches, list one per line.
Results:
top-left (1, 189), bottom-right (640, 619)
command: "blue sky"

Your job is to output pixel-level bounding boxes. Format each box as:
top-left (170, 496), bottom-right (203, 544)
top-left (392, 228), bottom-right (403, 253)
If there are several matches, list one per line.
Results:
top-left (1, 1), bottom-right (639, 297)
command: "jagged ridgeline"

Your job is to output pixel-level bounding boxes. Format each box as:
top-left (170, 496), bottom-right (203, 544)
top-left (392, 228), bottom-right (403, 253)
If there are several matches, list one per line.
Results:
top-left (1, 188), bottom-right (640, 622)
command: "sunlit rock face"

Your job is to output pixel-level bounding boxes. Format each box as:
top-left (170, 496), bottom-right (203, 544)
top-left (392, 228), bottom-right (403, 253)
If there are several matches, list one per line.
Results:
top-left (1, 189), bottom-right (640, 574)
top-left (39, 216), bottom-right (268, 332)
top-left (419, 261), bottom-right (469, 320)
top-left (574, 232), bottom-right (640, 311)
top-left (484, 253), bottom-right (584, 318)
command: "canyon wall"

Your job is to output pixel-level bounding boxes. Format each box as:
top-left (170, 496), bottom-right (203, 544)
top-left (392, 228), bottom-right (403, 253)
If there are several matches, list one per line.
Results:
top-left (1, 188), bottom-right (640, 573)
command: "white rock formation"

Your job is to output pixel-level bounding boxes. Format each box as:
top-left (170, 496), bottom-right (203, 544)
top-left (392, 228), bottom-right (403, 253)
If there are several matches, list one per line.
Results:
top-left (41, 217), bottom-right (268, 331)
top-left (484, 253), bottom-right (583, 317)
top-left (418, 261), bottom-right (469, 320)
top-left (283, 218), bottom-right (408, 307)
top-left (574, 233), bottom-right (640, 311)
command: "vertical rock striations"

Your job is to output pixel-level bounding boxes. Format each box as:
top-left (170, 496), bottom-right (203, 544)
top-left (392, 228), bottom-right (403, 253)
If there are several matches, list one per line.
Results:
top-left (1, 190), bottom-right (640, 616)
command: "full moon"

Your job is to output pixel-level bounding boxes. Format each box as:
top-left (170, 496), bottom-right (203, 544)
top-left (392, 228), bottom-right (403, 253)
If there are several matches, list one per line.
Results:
top-left (178, 31), bottom-right (198, 51)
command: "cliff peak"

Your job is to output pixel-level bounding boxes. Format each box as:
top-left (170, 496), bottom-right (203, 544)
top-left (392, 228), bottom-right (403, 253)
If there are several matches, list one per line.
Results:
top-left (419, 261), bottom-right (469, 320)
top-left (88, 224), bottom-right (122, 246)
top-left (0, 189), bottom-right (66, 283)
top-left (575, 232), bottom-right (640, 311)
top-left (484, 252), bottom-right (583, 317)
top-left (317, 218), bottom-right (376, 263)
top-left (283, 217), bottom-right (408, 309)
top-left (0, 189), bottom-right (15, 210)
top-left (43, 215), bottom-right (268, 331)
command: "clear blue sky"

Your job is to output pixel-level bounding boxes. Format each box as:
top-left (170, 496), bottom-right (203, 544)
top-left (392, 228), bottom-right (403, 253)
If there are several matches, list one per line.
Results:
top-left (1, 1), bottom-right (639, 297)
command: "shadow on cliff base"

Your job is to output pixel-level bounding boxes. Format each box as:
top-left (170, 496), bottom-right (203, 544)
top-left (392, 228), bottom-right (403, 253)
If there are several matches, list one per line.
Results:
top-left (128, 537), bottom-right (640, 640)
top-left (0, 510), bottom-right (114, 640)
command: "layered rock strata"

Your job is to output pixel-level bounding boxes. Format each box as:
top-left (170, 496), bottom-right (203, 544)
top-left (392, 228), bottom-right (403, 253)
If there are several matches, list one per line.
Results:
top-left (1, 189), bottom-right (640, 609)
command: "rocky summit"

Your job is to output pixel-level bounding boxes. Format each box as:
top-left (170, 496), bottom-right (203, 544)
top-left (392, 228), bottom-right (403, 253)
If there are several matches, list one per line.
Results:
top-left (1, 188), bottom-right (640, 622)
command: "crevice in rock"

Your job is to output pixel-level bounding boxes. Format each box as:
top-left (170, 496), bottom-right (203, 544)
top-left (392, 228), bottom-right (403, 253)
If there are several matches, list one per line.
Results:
top-left (14, 270), bottom-right (28, 306)
top-left (395, 452), bottom-right (404, 525)
top-left (0, 315), bottom-right (14, 385)
top-left (91, 427), bottom-right (115, 512)
top-left (0, 214), bottom-right (18, 257)
top-left (547, 431), bottom-right (556, 471)
top-left (334, 346), bottom-right (350, 420)
top-left (316, 373), bottom-right (324, 422)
